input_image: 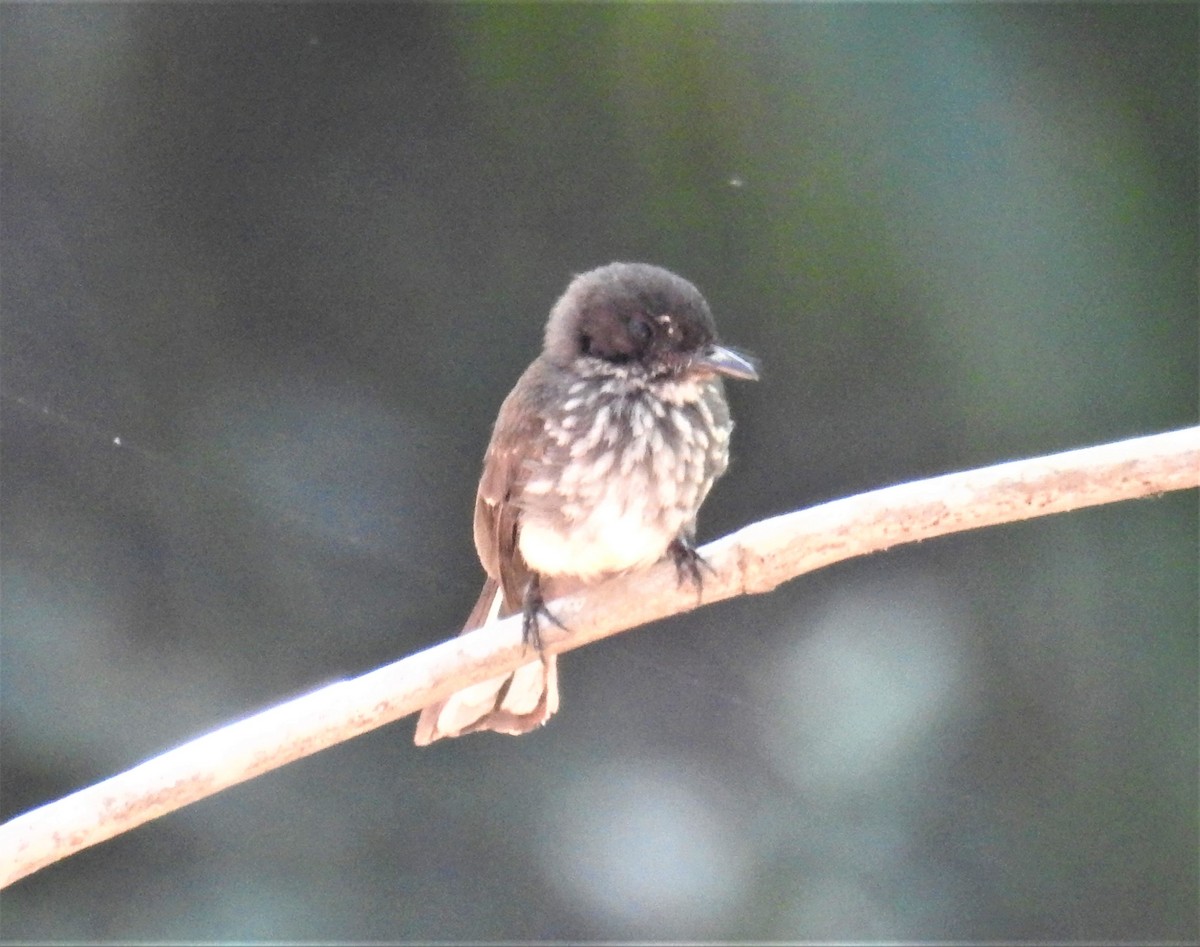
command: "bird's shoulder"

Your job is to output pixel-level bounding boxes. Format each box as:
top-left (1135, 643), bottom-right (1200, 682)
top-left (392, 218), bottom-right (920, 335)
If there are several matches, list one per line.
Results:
top-left (476, 357), bottom-right (559, 506)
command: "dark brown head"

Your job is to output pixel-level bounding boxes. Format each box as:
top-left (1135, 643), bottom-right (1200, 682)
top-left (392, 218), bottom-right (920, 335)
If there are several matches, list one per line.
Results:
top-left (542, 262), bottom-right (758, 382)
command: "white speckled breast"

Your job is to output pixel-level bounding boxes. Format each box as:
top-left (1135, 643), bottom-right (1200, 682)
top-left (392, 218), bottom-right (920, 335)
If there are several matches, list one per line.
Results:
top-left (516, 365), bottom-right (731, 580)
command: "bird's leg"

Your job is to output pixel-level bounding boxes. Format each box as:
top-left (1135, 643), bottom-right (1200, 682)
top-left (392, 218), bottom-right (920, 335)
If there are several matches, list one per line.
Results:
top-left (668, 533), bottom-right (714, 597)
top-left (522, 573), bottom-right (566, 653)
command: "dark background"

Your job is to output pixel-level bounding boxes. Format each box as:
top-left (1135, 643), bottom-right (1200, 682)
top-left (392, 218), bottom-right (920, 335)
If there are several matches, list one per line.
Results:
top-left (1, 3), bottom-right (1196, 941)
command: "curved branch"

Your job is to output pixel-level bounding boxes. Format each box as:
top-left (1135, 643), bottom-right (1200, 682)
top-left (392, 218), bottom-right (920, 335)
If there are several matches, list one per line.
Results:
top-left (2, 425), bottom-right (1197, 888)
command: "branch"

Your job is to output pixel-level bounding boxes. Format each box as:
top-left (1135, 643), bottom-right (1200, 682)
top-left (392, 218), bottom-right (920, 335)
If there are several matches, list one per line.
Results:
top-left (3, 425), bottom-right (1197, 888)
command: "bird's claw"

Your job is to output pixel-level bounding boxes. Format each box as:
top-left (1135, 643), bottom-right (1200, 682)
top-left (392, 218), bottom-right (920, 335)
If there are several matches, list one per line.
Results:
top-left (668, 535), bottom-right (713, 596)
top-left (522, 575), bottom-right (566, 653)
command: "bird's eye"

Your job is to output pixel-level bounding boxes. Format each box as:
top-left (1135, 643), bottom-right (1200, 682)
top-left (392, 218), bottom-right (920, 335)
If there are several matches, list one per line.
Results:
top-left (628, 318), bottom-right (652, 344)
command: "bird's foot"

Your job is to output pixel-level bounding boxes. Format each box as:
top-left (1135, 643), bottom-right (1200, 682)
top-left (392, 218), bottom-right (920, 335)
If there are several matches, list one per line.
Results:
top-left (668, 535), bottom-right (714, 597)
top-left (522, 574), bottom-right (566, 653)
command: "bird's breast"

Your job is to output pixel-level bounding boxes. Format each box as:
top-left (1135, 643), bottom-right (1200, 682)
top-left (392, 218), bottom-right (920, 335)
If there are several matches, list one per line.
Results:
top-left (516, 378), bottom-right (731, 581)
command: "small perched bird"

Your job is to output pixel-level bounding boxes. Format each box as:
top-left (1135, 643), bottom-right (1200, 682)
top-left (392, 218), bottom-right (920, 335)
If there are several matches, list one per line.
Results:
top-left (414, 262), bottom-right (758, 745)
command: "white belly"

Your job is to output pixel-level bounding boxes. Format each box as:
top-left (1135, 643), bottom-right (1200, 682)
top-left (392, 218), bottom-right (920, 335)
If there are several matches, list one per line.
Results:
top-left (518, 490), bottom-right (681, 580)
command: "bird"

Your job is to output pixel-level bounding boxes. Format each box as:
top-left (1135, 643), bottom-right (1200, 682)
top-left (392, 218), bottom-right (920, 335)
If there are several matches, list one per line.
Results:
top-left (413, 262), bottom-right (758, 745)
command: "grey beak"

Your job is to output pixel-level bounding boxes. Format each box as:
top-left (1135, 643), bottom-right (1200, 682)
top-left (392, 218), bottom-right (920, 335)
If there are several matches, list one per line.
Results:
top-left (694, 344), bottom-right (760, 381)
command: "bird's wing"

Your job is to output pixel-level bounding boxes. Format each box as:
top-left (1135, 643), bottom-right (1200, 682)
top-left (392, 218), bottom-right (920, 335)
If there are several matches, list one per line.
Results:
top-left (413, 360), bottom-right (560, 747)
top-left (473, 360), bottom-right (548, 614)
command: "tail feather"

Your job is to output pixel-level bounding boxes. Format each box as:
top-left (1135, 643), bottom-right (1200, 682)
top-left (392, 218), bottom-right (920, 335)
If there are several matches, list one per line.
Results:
top-left (413, 578), bottom-right (559, 746)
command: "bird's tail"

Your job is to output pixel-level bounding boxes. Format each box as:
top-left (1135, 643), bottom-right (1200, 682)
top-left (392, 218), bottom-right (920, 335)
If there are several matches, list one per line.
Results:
top-left (413, 578), bottom-right (559, 746)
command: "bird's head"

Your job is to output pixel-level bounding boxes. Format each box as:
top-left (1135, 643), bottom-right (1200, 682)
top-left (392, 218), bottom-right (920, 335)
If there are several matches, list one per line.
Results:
top-left (543, 262), bottom-right (759, 383)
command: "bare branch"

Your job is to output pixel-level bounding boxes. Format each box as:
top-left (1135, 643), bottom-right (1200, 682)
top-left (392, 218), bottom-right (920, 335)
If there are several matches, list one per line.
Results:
top-left (2, 425), bottom-right (1197, 888)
